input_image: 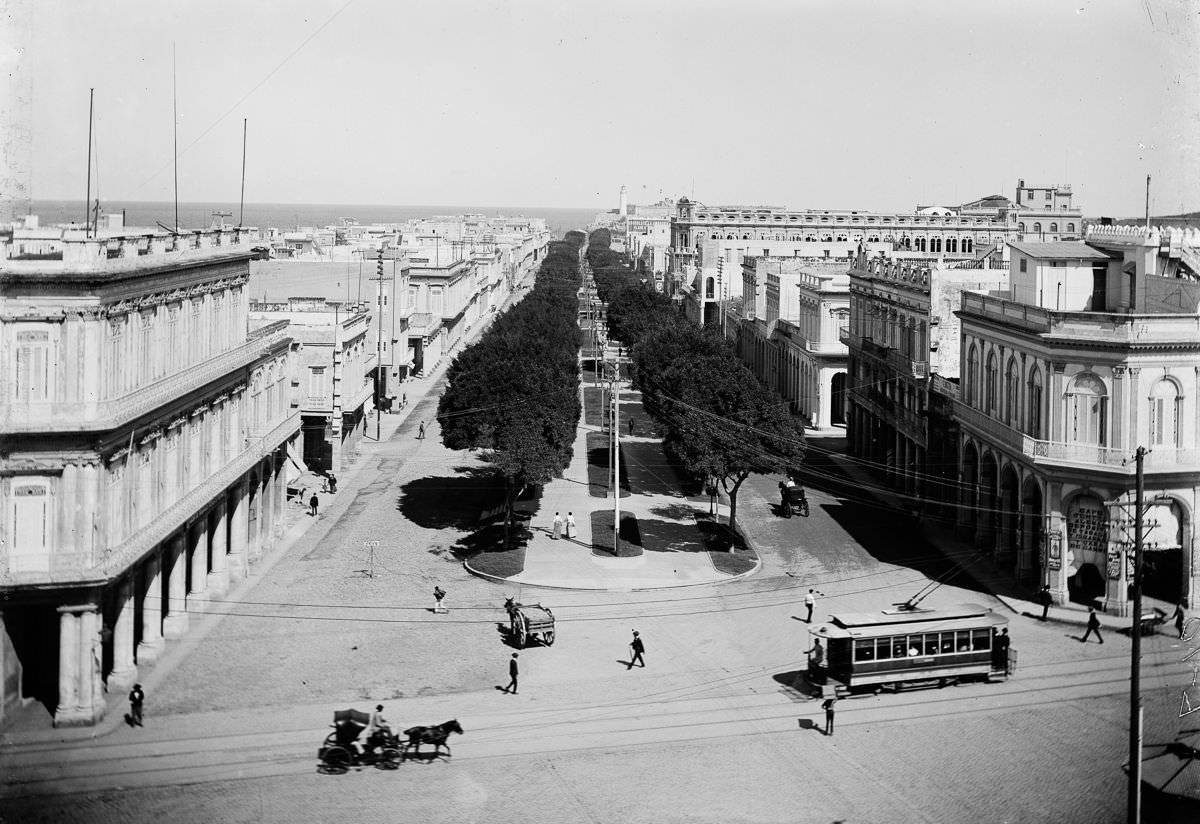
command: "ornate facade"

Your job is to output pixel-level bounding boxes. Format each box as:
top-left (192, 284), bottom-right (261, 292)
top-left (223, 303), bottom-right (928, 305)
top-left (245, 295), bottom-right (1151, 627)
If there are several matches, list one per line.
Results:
top-left (0, 227), bottom-right (299, 726)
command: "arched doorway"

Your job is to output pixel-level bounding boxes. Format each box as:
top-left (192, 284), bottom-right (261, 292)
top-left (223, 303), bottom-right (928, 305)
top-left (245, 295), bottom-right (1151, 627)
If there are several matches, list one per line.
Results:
top-left (979, 452), bottom-right (998, 550)
top-left (1067, 493), bottom-right (1109, 605)
top-left (998, 465), bottom-right (1020, 563)
top-left (961, 441), bottom-right (979, 537)
top-left (1021, 477), bottom-right (1044, 584)
top-left (830, 372), bottom-right (846, 426)
top-left (1143, 499), bottom-right (1186, 604)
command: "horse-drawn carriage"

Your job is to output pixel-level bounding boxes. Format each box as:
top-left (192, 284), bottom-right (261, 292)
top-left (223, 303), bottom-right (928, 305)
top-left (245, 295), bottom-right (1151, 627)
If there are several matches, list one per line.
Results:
top-left (317, 710), bottom-right (463, 773)
top-left (505, 597), bottom-right (556, 647)
top-left (778, 480), bottom-right (809, 518)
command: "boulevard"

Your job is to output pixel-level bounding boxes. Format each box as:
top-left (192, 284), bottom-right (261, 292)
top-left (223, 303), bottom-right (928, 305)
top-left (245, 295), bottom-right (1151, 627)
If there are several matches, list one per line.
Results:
top-left (0, 368), bottom-right (1187, 823)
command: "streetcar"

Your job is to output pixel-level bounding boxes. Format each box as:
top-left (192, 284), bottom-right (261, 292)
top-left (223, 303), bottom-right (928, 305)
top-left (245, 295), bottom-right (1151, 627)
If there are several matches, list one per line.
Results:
top-left (808, 603), bottom-right (1011, 696)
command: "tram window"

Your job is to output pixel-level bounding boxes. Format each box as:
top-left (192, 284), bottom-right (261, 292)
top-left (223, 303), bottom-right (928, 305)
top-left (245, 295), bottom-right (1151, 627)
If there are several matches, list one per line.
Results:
top-left (855, 640), bottom-right (875, 660)
top-left (941, 634), bottom-right (954, 653)
top-left (876, 639), bottom-right (893, 660)
top-left (893, 638), bottom-right (907, 658)
top-left (971, 629), bottom-right (991, 651)
top-left (924, 635), bottom-right (939, 655)
top-left (956, 631), bottom-right (971, 652)
top-left (907, 637), bottom-right (921, 656)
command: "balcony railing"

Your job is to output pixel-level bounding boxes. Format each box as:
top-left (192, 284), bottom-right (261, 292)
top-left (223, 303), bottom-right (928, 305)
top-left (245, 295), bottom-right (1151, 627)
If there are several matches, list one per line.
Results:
top-left (960, 292), bottom-right (1200, 343)
top-left (1, 325), bottom-right (293, 433)
top-left (886, 348), bottom-right (929, 379)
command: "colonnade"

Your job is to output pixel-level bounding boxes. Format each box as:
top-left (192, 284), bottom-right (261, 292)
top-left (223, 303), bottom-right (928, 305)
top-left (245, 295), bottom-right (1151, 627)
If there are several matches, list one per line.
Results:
top-left (53, 449), bottom-right (289, 727)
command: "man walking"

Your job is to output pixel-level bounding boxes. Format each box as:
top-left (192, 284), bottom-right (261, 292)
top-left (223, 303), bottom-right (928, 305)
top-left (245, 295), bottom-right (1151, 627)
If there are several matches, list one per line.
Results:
top-left (1038, 585), bottom-right (1052, 621)
top-left (628, 416), bottom-right (636, 436)
top-left (328, 473), bottom-right (337, 494)
top-left (822, 695), bottom-right (837, 736)
top-left (1081, 606), bottom-right (1104, 644)
top-left (309, 493), bottom-right (319, 518)
top-left (433, 586), bottom-right (448, 614)
top-left (804, 589), bottom-right (818, 623)
top-left (628, 630), bottom-right (645, 669)
top-left (417, 421), bottom-right (426, 440)
top-left (129, 683), bottom-right (145, 727)
top-left (504, 652), bottom-right (519, 694)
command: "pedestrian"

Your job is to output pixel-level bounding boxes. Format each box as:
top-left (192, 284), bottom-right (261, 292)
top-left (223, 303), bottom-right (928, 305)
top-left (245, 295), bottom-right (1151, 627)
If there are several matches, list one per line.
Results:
top-left (504, 652), bottom-right (519, 694)
top-left (433, 586), bottom-right (448, 614)
top-left (551, 512), bottom-right (563, 540)
top-left (804, 589), bottom-right (818, 623)
top-left (565, 512), bottom-right (576, 540)
top-left (129, 683), bottom-right (145, 727)
top-left (1172, 600), bottom-right (1187, 640)
top-left (993, 628), bottom-right (1011, 672)
top-left (628, 630), bottom-right (645, 669)
top-left (401, 392), bottom-right (407, 408)
top-left (822, 695), bottom-right (837, 736)
top-left (328, 473), bottom-right (337, 494)
top-left (1038, 585), bottom-right (1053, 621)
top-left (807, 638), bottom-right (825, 685)
top-left (417, 421), bottom-right (426, 439)
top-left (309, 493), bottom-right (319, 517)
top-left (1081, 606), bottom-right (1104, 644)
top-left (628, 416), bottom-right (635, 436)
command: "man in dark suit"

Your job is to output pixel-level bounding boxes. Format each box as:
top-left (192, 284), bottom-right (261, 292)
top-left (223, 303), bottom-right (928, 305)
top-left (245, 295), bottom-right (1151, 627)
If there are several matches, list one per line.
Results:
top-left (504, 652), bottom-right (519, 694)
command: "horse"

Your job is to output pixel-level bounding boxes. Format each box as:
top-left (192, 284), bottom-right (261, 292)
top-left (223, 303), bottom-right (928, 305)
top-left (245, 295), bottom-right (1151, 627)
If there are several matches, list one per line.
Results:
top-left (402, 718), bottom-right (464, 760)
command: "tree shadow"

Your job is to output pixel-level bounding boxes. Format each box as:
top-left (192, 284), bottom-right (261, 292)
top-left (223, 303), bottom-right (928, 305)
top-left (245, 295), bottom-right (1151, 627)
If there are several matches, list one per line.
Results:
top-left (620, 441), bottom-right (691, 497)
top-left (636, 518), bottom-right (700, 553)
top-left (449, 521), bottom-right (533, 561)
top-left (586, 431), bottom-right (630, 498)
top-left (649, 502), bottom-right (708, 521)
top-left (399, 469), bottom-right (540, 533)
top-left (591, 511), bottom-right (642, 556)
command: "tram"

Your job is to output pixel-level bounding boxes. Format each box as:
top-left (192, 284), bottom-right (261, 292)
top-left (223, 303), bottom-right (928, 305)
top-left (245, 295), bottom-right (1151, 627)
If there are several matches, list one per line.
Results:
top-left (808, 603), bottom-right (1011, 696)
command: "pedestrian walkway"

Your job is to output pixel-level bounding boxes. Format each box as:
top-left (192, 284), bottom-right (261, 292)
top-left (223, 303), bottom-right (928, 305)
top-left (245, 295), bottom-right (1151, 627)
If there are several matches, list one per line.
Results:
top-left (465, 381), bottom-right (759, 591)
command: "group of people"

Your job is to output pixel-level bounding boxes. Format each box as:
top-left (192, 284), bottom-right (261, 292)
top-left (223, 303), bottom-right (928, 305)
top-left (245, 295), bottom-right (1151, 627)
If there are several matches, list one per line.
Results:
top-left (550, 511), bottom-right (577, 540)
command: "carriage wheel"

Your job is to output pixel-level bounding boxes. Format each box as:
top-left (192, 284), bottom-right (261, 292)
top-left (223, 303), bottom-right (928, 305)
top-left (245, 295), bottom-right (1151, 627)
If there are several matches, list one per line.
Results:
top-left (542, 628), bottom-right (555, 646)
top-left (320, 746), bottom-right (352, 774)
top-left (512, 617), bottom-right (527, 647)
top-left (376, 747), bottom-right (401, 770)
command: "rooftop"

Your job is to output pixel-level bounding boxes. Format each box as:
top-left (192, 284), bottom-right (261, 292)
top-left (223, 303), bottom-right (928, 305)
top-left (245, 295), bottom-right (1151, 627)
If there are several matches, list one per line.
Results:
top-left (1007, 241), bottom-right (1112, 261)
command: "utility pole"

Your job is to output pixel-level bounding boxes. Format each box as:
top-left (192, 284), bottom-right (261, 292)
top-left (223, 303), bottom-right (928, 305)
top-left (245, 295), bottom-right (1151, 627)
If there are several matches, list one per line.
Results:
top-left (1127, 445), bottom-right (1146, 824)
top-left (375, 248), bottom-right (385, 441)
top-left (611, 367), bottom-right (621, 555)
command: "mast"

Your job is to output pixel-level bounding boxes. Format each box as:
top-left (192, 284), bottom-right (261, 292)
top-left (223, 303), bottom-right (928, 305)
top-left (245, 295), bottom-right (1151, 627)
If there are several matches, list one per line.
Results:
top-left (173, 43), bottom-right (179, 231)
top-left (239, 118), bottom-right (247, 227)
top-left (85, 88), bottom-right (94, 237)
top-left (1144, 175), bottom-right (1151, 230)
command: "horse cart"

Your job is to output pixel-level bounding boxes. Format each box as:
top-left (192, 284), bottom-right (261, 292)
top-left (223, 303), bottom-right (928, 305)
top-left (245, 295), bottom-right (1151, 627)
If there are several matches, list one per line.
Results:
top-left (318, 709), bottom-right (402, 773)
top-left (505, 597), bottom-right (556, 647)
top-left (778, 481), bottom-right (809, 518)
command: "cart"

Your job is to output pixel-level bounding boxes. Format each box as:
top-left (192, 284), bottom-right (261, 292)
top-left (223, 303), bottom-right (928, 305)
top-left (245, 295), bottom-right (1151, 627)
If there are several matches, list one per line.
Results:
top-left (317, 708), bottom-right (402, 773)
top-left (505, 597), bottom-right (556, 647)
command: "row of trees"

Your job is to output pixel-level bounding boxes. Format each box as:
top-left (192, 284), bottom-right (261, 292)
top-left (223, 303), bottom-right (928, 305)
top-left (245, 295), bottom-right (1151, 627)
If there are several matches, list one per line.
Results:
top-left (437, 232), bottom-right (586, 545)
top-left (586, 230), bottom-right (804, 529)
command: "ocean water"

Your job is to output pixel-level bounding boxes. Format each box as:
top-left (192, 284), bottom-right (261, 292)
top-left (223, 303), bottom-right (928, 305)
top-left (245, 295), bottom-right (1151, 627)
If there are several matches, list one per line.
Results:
top-left (29, 200), bottom-right (599, 240)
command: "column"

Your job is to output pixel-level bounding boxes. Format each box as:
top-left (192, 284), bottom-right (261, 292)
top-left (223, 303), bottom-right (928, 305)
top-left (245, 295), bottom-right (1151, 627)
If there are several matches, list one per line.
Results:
top-left (1111, 366), bottom-right (1127, 450)
top-left (162, 532), bottom-right (189, 637)
top-left (54, 608), bottom-right (80, 723)
top-left (188, 516), bottom-right (209, 606)
top-left (273, 452), bottom-right (286, 537)
top-left (207, 498), bottom-right (229, 596)
top-left (55, 604), bottom-right (106, 727)
top-left (258, 464), bottom-right (274, 556)
top-left (137, 552), bottom-right (165, 663)
top-left (108, 578), bottom-right (137, 689)
top-left (79, 605), bottom-right (105, 724)
top-left (228, 481), bottom-right (249, 581)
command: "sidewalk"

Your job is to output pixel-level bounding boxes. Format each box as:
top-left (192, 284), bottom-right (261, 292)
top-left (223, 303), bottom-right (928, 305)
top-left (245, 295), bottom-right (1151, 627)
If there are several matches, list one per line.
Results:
top-left (465, 381), bottom-right (759, 591)
top-left (821, 441), bottom-right (1166, 634)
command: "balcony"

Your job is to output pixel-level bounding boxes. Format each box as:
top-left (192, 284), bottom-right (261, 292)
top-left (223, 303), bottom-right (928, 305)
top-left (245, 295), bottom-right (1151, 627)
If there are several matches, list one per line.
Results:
top-left (886, 348), bottom-right (929, 379)
top-left (959, 292), bottom-right (1200, 344)
top-left (1, 325), bottom-right (293, 433)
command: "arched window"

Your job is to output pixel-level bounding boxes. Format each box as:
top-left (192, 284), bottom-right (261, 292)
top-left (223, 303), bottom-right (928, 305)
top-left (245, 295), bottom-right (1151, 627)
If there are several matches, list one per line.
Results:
top-left (1018, 222), bottom-right (1026, 233)
top-left (963, 238), bottom-right (973, 253)
top-left (1005, 357), bottom-right (1019, 426)
top-left (915, 237), bottom-right (927, 252)
top-left (930, 237), bottom-right (942, 253)
top-left (1149, 379), bottom-right (1181, 447)
top-left (1027, 368), bottom-right (1043, 439)
top-left (966, 344), bottom-right (979, 405)
top-left (705, 277), bottom-right (715, 299)
top-left (1049, 223), bottom-right (1058, 233)
top-left (985, 353), bottom-right (998, 412)
top-left (1066, 223), bottom-right (1076, 233)
top-left (946, 237), bottom-right (958, 253)
top-left (1067, 374), bottom-right (1108, 445)
top-left (1033, 222), bottom-right (1042, 234)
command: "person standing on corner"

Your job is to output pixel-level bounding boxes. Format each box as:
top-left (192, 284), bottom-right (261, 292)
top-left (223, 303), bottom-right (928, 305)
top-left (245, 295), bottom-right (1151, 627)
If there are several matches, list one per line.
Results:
top-left (1081, 606), bottom-right (1104, 644)
top-left (328, 473), bottom-right (337, 494)
top-left (565, 512), bottom-right (576, 540)
top-left (628, 630), bottom-right (645, 669)
top-left (433, 586), bottom-right (448, 614)
top-left (1038, 585), bottom-right (1053, 621)
top-left (504, 652), bottom-right (519, 694)
top-left (309, 493), bottom-right (319, 518)
top-left (822, 695), bottom-right (837, 736)
top-left (804, 589), bottom-right (818, 623)
top-left (129, 683), bottom-right (145, 727)
top-left (993, 627), bottom-right (1011, 673)
top-left (551, 512), bottom-right (563, 540)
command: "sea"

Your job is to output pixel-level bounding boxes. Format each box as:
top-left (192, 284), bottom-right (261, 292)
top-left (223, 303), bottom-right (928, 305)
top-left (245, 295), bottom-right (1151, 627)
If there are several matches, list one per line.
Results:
top-left (29, 200), bottom-right (600, 241)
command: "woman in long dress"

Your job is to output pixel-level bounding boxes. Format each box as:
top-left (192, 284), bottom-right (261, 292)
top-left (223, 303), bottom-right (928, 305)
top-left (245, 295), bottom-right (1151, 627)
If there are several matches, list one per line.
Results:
top-left (551, 512), bottom-right (563, 540)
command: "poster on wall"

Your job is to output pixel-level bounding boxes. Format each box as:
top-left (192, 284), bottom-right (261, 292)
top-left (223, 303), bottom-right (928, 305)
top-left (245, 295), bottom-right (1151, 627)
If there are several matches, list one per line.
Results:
top-left (1046, 534), bottom-right (1062, 571)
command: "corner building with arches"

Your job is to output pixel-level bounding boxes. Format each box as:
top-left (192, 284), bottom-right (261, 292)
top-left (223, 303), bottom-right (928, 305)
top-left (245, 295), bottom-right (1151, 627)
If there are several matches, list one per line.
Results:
top-left (951, 226), bottom-right (1200, 614)
top-left (0, 226), bottom-right (299, 726)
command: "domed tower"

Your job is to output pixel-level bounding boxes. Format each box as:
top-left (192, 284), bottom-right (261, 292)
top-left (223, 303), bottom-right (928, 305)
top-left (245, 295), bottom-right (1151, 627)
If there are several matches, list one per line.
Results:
top-left (618, 185), bottom-right (628, 217)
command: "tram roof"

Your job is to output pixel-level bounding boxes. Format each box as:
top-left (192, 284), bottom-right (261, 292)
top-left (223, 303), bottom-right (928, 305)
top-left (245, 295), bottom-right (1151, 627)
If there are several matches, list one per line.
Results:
top-left (812, 603), bottom-right (1007, 639)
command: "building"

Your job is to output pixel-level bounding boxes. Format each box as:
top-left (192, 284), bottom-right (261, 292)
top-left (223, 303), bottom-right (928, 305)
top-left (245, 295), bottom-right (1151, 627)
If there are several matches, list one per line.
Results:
top-left (842, 248), bottom-right (1010, 512)
top-left (248, 299), bottom-right (375, 475)
top-left (0, 226), bottom-right (298, 726)
top-left (668, 179), bottom-right (1082, 323)
top-left (736, 258), bottom-right (851, 430)
top-left (950, 225), bottom-right (1200, 611)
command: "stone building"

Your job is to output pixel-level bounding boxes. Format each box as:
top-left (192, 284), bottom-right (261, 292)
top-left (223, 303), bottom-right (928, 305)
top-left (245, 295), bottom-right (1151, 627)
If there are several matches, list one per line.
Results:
top-left (736, 258), bottom-right (850, 430)
top-left (951, 226), bottom-right (1200, 611)
top-left (0, 227), bottom-right (298, 726)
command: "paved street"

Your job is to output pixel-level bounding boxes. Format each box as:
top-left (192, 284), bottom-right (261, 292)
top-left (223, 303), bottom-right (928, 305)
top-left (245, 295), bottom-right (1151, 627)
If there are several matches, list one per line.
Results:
top-left (1, 389), bottom-right (1191, 822)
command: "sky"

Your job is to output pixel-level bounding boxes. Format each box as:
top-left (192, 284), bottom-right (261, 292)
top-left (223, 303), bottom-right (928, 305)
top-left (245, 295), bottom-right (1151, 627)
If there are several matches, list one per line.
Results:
top-left (8, 0), bottom-right (1200, 215)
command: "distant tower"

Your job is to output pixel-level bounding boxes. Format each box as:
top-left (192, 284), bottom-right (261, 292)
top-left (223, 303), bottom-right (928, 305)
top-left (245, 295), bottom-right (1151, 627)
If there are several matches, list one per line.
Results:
top-left (618, 185), bottom-right (628, 217)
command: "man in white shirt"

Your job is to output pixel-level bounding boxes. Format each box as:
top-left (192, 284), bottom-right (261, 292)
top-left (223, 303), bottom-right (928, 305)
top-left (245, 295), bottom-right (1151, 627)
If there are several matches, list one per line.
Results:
top-left (804, 589), bottom-right (817, 623)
